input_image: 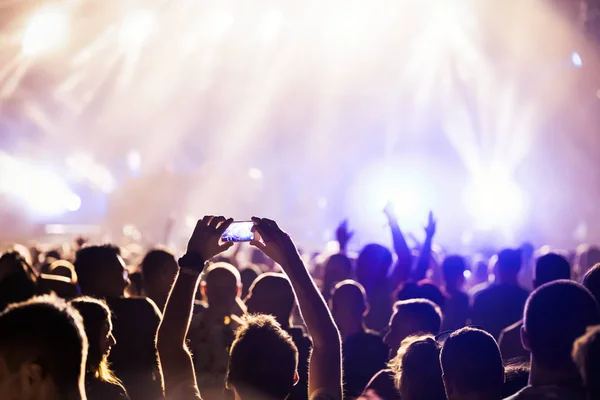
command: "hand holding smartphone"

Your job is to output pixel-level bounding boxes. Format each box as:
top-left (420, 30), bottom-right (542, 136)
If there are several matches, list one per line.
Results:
top-left (221, 221), bottom-right (255, 242)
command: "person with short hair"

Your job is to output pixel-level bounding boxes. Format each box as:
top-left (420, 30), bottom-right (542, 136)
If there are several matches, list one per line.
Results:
top-left (506, 280), bottom-right (600, 400)
top-left (227, 314), bottom-right (299, 400)
top-left (572, 325), bottom-right (600, 400)
top-left (330, 280), bottom-right (388, 399)
top-left (440, 327), bottom-right (504, 400)
top-left (141, 249), bottom-right (179, 312)
top-left (365, 299), bottom-right (442, 400)
top-left (471, 248), bottom-right (529, 339)
top-left (441, 255), bottom-right (470, 331)
top-left (187, 262), bottom-right (246, 400)
top-left (0, 295), bottom-right (88, 400)
top-left (582, 263), bottom-right (600, 305)
top-left (499, 252), bottom-right (571, 361)
top-left (388, 335), bottom-right (446, 400)
top-left (70, 297), bottom-right (129, 400)
top-left (74, 245), bottom-right (163, 400)
top-left (245, 272), bottom-right (311, 400)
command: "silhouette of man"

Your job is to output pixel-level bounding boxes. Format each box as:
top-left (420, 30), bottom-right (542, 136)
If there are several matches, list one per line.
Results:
top-left (0, 295), bottom-right (88, 400)
top-left (506, 281), bottom-right (600, 400)
top-left (440, 255), bottom-right (469, 332)
top-left (141, 249), bottom-right (179, 312)
top-left (440, 327), bottom-right (504, 400)
top-left (499, 253), bottom-right (571, 361)
top-left (330, 280), bottom-right (388, 398)
top-left (471, 248), bottom-right (529, 339)
top-left (245, 273), bottom-right (311, 400)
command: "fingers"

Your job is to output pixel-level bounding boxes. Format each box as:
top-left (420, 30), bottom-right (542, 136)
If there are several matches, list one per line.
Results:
top-left (208, 216), bottom-right (225, 230)
top-left (220, 241), bottom-right (235, 251)
top-left (200, 215), bottom-right (212, 227)
top-left (216, 217), bottom-right (234, 235)
top-left (249, 240), bottom-right (266, 252)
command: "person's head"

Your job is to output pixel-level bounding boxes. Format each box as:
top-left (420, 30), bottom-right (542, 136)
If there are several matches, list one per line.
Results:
top-left (533, 253), bottom-right (570, 288)
top-left (416, 281), bottom-right (446, 310)
top-left (70, 297), bottom-right (119, 384)
top-left (0, 295), bottom-right (87, 400)
top-left (583, 263), bottom-right (600, 305)
top-left (322, 254), bottom-right (352, 296)
top-left (141, 249), bottom-right (178, 309)
top-left (202, 263), bottom-right (242, 312)
top-left (227, 314), bottom-right (298, 400)
top-left (0, 252), bottom-right (37, 311)
top-left (356, 244), bottom-right (392, 288)
top-left (388, 335), bottom-right (446, 400)
top-left (440, 327), bottom-right (504, 400)
top-left (240, 265), bottom-right (262, 299)
top-left (495, 249), bottom-right (522, 284)
top-left (384, 299), bottom-right (442, 357)
top-left (74, 245), bottom-right (128, 298)
top-left (330, 280), bottom-right (368, 333)
top-left (572, 325), bottom-right (600, 400)
top-left (245, 273), bottom-right (295, 328)
top-left (522, 280), bottom-right (600, 373)
top-left (49, 260), bottom-right (78, 283)
top-left (502, 361), bottom-right (530, 398)
top-left (442, 255), bottom-right (466, 291)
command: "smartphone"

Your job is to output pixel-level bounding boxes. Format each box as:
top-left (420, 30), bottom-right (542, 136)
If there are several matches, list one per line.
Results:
top-left (221, 221), bottom-right (255, 242)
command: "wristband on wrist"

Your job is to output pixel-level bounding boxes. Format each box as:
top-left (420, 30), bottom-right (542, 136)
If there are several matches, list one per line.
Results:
top-left (178, 252), bottom-right (209, 274)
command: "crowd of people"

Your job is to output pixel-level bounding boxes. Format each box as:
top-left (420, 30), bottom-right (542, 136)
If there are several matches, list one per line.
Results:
top-left (2, 208), bottom-right (600, 400)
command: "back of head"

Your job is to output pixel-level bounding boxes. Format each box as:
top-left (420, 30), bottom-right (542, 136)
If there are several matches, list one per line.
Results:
top-left (245, 273), bottom-right (295, 325)
top-left (389, 335), bottom-right (446, 400)
top-left (394, 299), bottom-right (442, 335)
top-left (356, 244), bottom-right (392, 287)
top-left (534, 253), bottom-right (571, 288)
top-left (240, 265), bottom-right (262, 299)
top-left (74, 245), bottom-right (126, 298)
top-left (0, 295), bottom-right (87, 400)
top-left (141, 249), bottom-right (178, 285)
top-left (416, 281), bottom-right (446, 310)
top-left (227, 314), bottom-right (298, 400)
top-left (70, 297), bottom-right (111, 370)
top-left (524, 280), bottom-right (600, 369)
top-left (442, 255), bottom-right (466, 287)
top-left (496, 248), bottom-right (522, 283)
top-left (0, 251), bottom-right (37, 310)
top-left (50, 260), bottom-right (78, 283)
top-left (440, 327), bottom-right (504, 398)
top-left (583, 264), bottom-right (600, 305)
top-left (331, 279), bottom-right (367, 315)
top-left (572, 325), bottom-right (600, 400)
top-left (204, 262), bottom-right (241, 309)
top-left (323, 254), bottom-right (352, 289)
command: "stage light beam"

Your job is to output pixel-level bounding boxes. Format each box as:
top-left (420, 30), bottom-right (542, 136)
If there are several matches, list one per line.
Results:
top-left (119, 10), bottom-right (156, 49)
top-left (22, 7), bottom-right (68, 56)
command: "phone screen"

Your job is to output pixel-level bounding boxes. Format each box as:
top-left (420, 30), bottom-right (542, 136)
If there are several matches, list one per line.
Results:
top-left (221, 221), bottom-right (255, 242)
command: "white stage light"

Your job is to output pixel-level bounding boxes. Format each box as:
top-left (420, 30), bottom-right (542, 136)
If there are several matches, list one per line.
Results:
top-left (571, 51), bottom-right (582, 68)
top-left (463, 174), bottom-right (525, 229)
top-left (22, 7), bottom-right (68, 56)
top-left (119, 11), bottom-right (155, 48)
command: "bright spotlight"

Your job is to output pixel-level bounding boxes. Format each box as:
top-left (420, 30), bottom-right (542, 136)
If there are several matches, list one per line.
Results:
top-left (119, 11), bottom-right (156, 48)
top-left (463, 174), bottom-right (525, 230)
top-left (22, 7), bottom-right (68, 56)
top-left (66, 194), bottom-right (82, 212)
top-left (571, 51), bottom-right (583, 68)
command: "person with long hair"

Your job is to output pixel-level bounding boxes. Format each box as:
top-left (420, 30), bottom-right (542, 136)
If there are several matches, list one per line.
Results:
top-left (70, 297), bottom-right (129, 400)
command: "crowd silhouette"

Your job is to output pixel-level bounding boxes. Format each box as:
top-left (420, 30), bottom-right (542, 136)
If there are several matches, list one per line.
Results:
top-left (1, 210), bottom-right (600, 400)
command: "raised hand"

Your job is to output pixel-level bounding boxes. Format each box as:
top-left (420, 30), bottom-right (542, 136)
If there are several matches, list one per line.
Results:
top-left (186, 216), bottom-right (234, 260)
top-left (250, 217), bottom-right (300, 269)
top-left (384, 200), bottom-right (397, 220)
top-left (424, 211), bottom-right (436, 237)
top-left (335, 220), bottom-right (353, 252)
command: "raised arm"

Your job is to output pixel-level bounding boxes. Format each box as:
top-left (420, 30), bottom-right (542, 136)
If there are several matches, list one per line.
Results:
top-left (157, 216), bottom-right (233, 400)
top-left (335, 220), bottom-right (354, 254)
top-left (251, 217), bottom-right (343, 400)
top-left (413, 212), bottom-right (436, 282)
top-left (384, 202), bottom-right (413, 286)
